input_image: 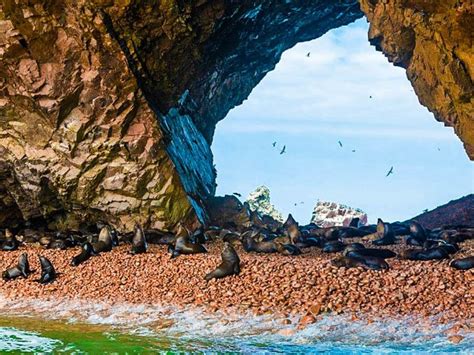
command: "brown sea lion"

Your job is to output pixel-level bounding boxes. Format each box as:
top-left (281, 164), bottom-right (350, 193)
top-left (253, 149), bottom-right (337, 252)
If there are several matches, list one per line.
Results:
top-left (2, 253), bottom-right (31, 280)
top-left (344, 244), bottom-right (396, 259)
top-left (71, 242), bottom-right (94, 266)
top-left (204, 242), bottom-right (240, 281)
top-left (450, 256), bottom-right (474, 270)
top-left (276, 243), bottom-right (302, 256)
top-left (130, 223), bottom-right (147, 254)
top-left (92, 226), bottom-right (113, 254)
top-left (169, 235), bottom-right (207, 258)
top-left (400, 247), bottom-right (449, 261)
top-left (322, 240), bottom-right (345, 253)
top-left (331, 255), bottom-right (388, 270)
top-left (37, 256), bottom-right (56, 284)
top-left (373, 219), bottom-right (396, 246)
top-left (406, 221), bottom-right (427, 246)
top-left (241, 234), bottom-right (278, 253)
top-left (1, 229), bottom-right (19, 251)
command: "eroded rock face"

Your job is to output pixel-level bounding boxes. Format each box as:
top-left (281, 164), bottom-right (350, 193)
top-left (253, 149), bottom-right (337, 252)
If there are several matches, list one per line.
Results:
top-left (0, 0), bottom-right (472, 231)
top-left (360, 0), bottom-right (474, 157)
top-left (0, 1), bottom-right (211, 231)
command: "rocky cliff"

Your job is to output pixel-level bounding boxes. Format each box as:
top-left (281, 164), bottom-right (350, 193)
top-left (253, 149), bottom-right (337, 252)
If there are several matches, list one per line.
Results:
top-left (360, 0), bottom-right (473, 157)
top-left (0, 1), bottom-right (472, 231)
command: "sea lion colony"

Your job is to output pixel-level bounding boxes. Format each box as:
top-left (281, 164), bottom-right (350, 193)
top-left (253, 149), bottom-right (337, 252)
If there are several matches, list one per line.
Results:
top-left (1, 205), bottom-right (473, 284)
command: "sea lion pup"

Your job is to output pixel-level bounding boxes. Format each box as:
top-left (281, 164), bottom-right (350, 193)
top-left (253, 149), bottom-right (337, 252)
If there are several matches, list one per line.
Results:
top-left (1, 229), bottom-right (19, 251)
top-left (372, 219), bottom-right (396, 246)
top-left (450, 256), bottom-right (474, 270)
top-left (71, 242), bottom-right (94, 266)
top-left (2, 253), bottom-right (31, 281)
top-left (204, 242), bottom-right (240, 281)
top-left (130, 223), bottom-right (147, 255)
top-left (241, 234), bottom-right (278, 253)
top-left (406, 221), bottom-right (427, 246)
top-left (322, 240), bottom-right (345, 253)
top-left (92, 226), bottom-right (113, 254)
top-left (344, 244), bottom-right (396, 259)
top-left (37, 256), bottom-right (56, 284)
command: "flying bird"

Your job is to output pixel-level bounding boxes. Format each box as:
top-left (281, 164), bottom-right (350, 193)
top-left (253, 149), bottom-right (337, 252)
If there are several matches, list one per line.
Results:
top-left (280, 145), bottom-right (286, 155)
top-left (338, 141), bottom-right (343, 148)
top-left (306, 52), bottom-right (311, 57)
top-left (352, 149), bottom-right (356, 153)
top-left (272, 141), bottom-right (277, 147)
top-left (386, 166), bottom-right (394, 177)
top-left (369, 95), bottom-right (373, 99)
top-left (233, 192), bottom-right (242, 197)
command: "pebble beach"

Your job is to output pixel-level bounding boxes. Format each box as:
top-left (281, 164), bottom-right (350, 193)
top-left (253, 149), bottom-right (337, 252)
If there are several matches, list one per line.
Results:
top-left (0, 239), bottom-right (472, 331)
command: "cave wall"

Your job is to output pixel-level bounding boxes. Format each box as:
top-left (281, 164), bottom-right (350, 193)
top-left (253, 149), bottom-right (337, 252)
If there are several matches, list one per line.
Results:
top-left (360, 0), bottom-right (473, 158)
top-left (0, 0), bottom-right (472, 231)
top-left (0, 0), bottom-right (206, 231)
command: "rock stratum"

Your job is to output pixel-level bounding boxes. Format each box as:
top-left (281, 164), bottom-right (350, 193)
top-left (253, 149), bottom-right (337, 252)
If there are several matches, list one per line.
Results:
top-left (0, 1), bottom-right (472, 231)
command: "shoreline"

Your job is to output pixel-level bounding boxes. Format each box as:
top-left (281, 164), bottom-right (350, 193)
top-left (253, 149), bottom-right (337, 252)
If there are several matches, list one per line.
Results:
top-left (0, 242), bottom-right (472, 328)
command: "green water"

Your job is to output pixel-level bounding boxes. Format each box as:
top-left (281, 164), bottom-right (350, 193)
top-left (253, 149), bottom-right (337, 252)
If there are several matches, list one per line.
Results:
top-left (1, 314), bottom-right (473, 354)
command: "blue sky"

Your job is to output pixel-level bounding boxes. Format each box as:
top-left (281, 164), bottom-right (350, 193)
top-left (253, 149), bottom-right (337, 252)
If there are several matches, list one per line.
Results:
top-left (211, 19), bottom-right (473, 224)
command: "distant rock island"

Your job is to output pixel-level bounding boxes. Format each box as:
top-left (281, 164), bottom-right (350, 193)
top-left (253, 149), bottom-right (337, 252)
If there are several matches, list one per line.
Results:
top-left (246, 186), bottom-right (284, 223)
top-left (311, 201), bottom-right (368, 227)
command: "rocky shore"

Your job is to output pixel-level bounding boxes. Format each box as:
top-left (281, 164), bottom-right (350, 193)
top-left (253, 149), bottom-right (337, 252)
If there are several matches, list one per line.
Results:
top-left (0, 238), bottom-right (472, 330)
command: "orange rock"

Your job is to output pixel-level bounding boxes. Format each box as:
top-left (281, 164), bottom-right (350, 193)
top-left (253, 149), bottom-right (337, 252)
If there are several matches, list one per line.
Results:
top-left (448, 335), bottom-right (464, 344)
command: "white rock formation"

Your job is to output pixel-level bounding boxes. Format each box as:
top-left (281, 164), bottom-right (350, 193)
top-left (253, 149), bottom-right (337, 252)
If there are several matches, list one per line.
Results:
top-left (246, 186), bottom-right (284, 222)
top-left (311, 200), bottom-right (367, 227)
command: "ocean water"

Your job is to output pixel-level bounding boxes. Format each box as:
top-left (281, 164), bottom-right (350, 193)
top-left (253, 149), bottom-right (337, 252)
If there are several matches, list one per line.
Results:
top-left (0, 296), bottom-right (472, 353)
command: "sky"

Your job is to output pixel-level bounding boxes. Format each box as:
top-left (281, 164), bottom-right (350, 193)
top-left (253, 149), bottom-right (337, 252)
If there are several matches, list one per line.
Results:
top-left (211, 18), bottom-right (474, 224)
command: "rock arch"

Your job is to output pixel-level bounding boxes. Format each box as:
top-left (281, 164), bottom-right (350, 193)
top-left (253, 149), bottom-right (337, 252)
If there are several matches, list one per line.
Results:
top-left (0, 0), bottom-right (472, 230)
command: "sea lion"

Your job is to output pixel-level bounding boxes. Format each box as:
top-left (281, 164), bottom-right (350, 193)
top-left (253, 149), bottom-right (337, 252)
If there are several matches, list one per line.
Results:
top-left (344, 244), bottom-right (396, 259)
top-left (204, 242), bottom-right (240, 281)
top-left (130, 223), bottom-right (147, 254)
top-left (349, 217), bottom-right (360, 228)
top-left (92, 226), bottom-right (113, 254)
top-left (322, 240), bottom-right (345, 253)
top-left (331, 255), bottom-right (388, 270)
top-left (110, 228), bottom-right (119, 247)
top-left (276, 243), bottom-right (302, 256)
top-left (400, 247), bottom-right (449, 261)
top-left (2, 253), bottom-right (31, 281)
top-left (407, 221), bottom-right (427, 246)
top-left (37, 256), bottom-right (56, 284)
top-left (1, 230), bottom-right (19, 251)
top-left (71, 242), bottom-right (94, 266)
top-left (373, 219), bottom-right (396, 246)
top-left (450, 256), bottom-right (474, 270)
top-left (241, 234), bottom-right (278, 253)
top-left (170, 235), bottom-right (208, 258)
